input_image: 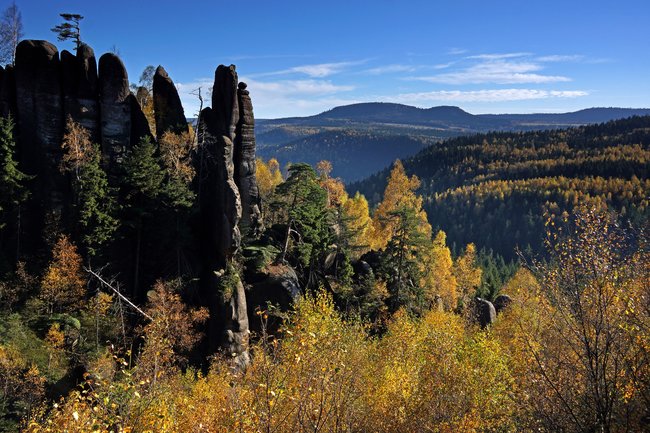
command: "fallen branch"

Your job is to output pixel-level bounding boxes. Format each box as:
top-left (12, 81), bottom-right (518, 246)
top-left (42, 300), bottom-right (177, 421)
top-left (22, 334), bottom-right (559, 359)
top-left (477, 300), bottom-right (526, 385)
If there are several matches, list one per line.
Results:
top-left (85, 267), bottom-right (152, 320)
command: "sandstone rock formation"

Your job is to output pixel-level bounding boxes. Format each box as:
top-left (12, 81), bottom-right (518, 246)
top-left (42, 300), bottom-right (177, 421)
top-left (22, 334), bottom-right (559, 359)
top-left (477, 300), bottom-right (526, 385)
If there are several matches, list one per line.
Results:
top-left (98, 53), bottom-right (131, 179)
top-left (9, 40), bottom-right (265, 365)
top-left (0, 65), bottom-right (16, 118)
top-left (128, 94), bottom-right (153, 146)
top-left (235, 82), bottom-right (263, 236)
top-left (61, 44), bottom-right (100, 142)
top-left (14, 40), bottom-right (65, 212)
top-left (195, 65), bottom-right (250, 366)
top-left (153, 65), bottom-right (188, 141)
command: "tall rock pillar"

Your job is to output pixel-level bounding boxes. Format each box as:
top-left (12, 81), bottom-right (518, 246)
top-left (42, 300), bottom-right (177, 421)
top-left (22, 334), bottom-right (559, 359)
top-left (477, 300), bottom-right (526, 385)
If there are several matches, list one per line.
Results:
top-left (196, 65), bottom-right (249, 367)
top-left (234, 82), bottom-right (263, 236)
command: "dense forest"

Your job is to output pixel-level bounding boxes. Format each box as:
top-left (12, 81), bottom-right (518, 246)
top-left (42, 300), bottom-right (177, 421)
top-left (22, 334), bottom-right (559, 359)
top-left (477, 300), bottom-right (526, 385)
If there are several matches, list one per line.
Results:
top-left (351, 115), bottom-right (650, 259)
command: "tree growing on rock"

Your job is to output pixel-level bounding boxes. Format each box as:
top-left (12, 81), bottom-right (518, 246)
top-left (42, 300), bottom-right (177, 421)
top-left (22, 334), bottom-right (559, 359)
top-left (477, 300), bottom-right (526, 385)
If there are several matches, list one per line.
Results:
top-left (51, 13), bottom-right (83, 50)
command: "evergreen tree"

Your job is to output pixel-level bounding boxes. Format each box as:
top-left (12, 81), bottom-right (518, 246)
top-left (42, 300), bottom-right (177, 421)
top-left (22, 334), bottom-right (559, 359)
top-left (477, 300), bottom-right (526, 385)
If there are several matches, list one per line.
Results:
top-left (0, 116), bottom-right (29, 264)
top-left (122, 136), bottom-right (165, 295)
top-left (75, 148), bottom-right (118, 258)
top-left (60, 118), bottom-right (117, 259)
top-left (50, 13), bottom-right (83, 50)
top-left (273, 163), bottom-right (332, 287)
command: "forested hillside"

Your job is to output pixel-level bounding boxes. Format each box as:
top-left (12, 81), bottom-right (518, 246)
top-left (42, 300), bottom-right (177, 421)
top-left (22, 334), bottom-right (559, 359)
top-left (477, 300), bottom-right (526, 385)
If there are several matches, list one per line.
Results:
top-left (257, 130), bottom-right (435, 182)
top-left (351, 115), bottom-right (650, 258)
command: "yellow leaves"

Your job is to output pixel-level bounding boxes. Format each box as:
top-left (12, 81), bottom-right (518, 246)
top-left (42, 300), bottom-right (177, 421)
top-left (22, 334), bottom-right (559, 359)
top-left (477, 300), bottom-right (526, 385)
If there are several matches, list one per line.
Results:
top-left (368, 159), bottom-right (430, 250)
top-left (40, 235), bottom-right (86, 314)
top-left (45, 323), bottom-right (65, 350)
top-left (341, 191), bottom-right (372, 258)
top-left (159, 130), bottom-right (195, 183)
top-left (60, 116), bottom-right (97, 176)
top-left (256, 157), bottom-right (283, 201)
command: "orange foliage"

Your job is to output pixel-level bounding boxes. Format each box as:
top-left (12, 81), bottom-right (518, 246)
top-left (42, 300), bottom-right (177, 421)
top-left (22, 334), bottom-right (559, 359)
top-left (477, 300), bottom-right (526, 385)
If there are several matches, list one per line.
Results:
top-left (39, 235), bottom-right (86, 314)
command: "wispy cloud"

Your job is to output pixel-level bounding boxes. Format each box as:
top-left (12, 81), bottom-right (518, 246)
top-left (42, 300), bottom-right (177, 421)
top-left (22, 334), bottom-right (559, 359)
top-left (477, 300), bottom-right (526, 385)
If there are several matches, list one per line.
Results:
top-left (388, 88), bottom-right (588, 103)
top-left (466, 52), bottom-right (531, 60)
top-left (537, 54), bottom-right (585, 62)
top-left (447, 47), bottom-right (467, 55)
top-left (362, 64), bottom-right (418, 75)
top-left (175, 77), bottom-right (356, 118)
top-left (254, 60), bottom-right (366, 78)
top-left (411, 57), bottom-right (571, 84)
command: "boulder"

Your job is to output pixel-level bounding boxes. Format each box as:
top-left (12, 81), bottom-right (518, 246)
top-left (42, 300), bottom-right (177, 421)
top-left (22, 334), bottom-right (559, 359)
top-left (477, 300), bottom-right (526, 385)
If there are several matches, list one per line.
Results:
top-left (234, 81), bottom-right (263, 236)
top-left (474, 297), bottom-right (497, 328)
top-left (98, 53), bottom-right (131, 180)
top-left (247, 264), bottom-right (301, 334)
top-left (493, 294), bottom-right (512, 314)
top-left (152, 65), bottom-right (188, 141)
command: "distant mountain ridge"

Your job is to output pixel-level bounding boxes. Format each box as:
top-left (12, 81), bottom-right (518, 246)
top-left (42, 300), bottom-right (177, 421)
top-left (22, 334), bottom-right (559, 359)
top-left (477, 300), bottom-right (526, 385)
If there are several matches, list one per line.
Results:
top-left (255, 104), bottom-right (650, 182)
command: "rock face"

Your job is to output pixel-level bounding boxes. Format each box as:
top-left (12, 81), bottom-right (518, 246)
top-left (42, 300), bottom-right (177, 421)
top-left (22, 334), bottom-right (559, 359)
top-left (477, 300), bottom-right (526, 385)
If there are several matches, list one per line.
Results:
top-left (14, 40), bottom-right (65, 212)
top-left (98, 53), bottom-right (131, 179)
top-left (153, 65), bottom-right (188, 141)
top-left (60, 44), bottom-right (100, 142)
top-left (128, 94), bottom-right (153, 146)
top-left (474, 297), bottom-right (497, 328)
top-left (235, 82), bottom-right (263, 236)
top-left (0, 65), bottom-right (16, 118)
top-left (196, 65), bottom-right (251, 366)
top-left (10, 40), bottom-right (268, 365)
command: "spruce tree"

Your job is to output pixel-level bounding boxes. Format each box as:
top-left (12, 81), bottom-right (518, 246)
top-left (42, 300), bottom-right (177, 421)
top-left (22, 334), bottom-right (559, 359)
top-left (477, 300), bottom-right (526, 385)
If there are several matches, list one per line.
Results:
top-left (0, 116), bottom-right (29, 265)
top-left (122, 136), bottom-right (165, 295)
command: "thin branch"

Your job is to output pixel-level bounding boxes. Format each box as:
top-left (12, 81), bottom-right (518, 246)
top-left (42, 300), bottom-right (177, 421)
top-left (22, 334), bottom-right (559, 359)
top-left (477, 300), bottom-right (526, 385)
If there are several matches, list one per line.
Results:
top-left (85, 267), bottom-right (152, 320)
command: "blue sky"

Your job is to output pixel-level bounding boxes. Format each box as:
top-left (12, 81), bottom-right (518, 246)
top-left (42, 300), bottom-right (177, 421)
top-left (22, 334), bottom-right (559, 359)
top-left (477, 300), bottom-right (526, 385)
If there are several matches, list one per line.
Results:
top-left (11, 0), bottom-right (650, 118)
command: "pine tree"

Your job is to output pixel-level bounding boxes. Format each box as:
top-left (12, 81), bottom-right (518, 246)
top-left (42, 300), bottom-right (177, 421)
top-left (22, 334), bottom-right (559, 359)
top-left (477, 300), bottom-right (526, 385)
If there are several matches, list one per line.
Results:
top-left (274, 163), bottom-right (332, 287)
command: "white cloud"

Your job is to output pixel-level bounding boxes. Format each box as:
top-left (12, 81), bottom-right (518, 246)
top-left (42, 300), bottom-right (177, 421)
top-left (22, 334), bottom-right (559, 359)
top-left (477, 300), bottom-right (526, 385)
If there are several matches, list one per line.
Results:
top-left (175, 77), bottom-right (356, 119)
top-left (412, 59), bottom-right (571, 84)
top-left (447, 47), bottom-right (468, 55)
top-left (537, 54), bottom-right (585, 62)
top-left (362, 64), bottom-right (417, 75)
top-left (254, 61), bottom-right (365, 78)
top-left (388, 89), bottom-right (588, 103)
top-left (466, 52), bottom-right (531, 60)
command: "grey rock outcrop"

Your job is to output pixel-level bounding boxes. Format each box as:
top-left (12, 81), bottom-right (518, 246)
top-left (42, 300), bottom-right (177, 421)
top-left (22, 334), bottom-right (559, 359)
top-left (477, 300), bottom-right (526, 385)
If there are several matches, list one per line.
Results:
top-left (247, 265), bottom-right (301, 333)
top-left (474, 297), bottom-right (497, 328)
top-left (152, 65), bottom-right (188, 141)
top-left (14, 40), bottom-right (65, 211)
top-left (196, 64), bottom-right (249, 366)
top-left (235, 81), bottom-right (263, 236)
top-left (98, 53), bottom-right (131, 179)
